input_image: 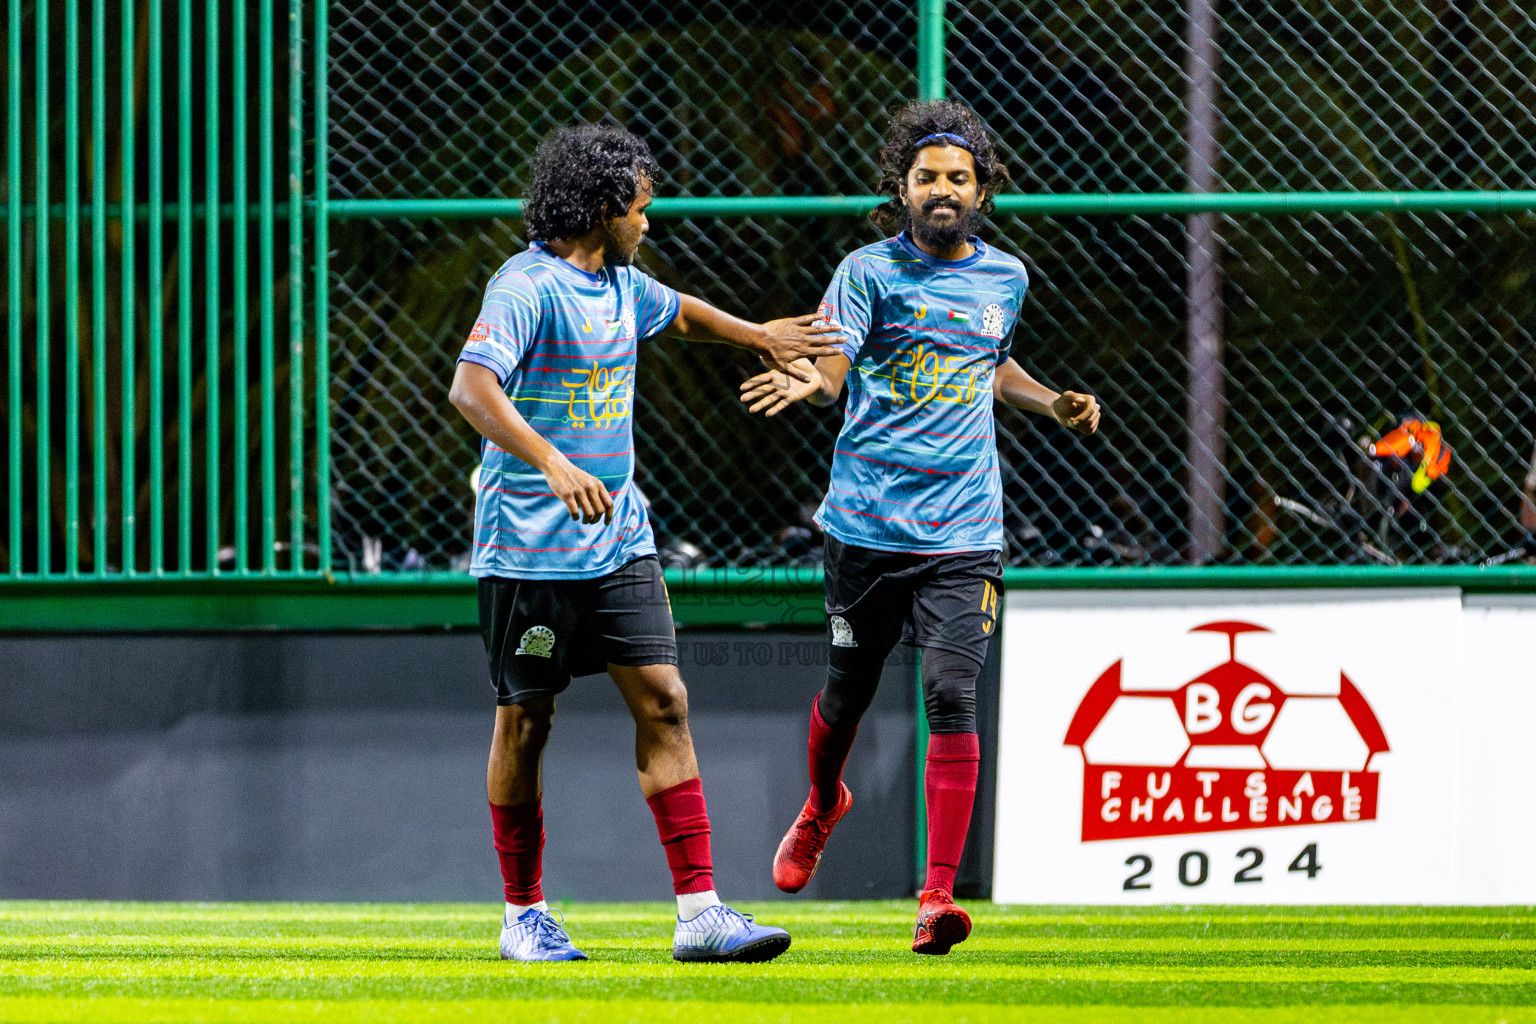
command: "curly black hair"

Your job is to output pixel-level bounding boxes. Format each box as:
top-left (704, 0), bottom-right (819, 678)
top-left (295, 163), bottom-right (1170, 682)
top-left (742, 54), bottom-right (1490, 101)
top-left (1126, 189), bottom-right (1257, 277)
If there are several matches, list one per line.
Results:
top-left (869, 101), bottom-right (1009, 234)
top-left (523, 124), bottom-right (658, 242)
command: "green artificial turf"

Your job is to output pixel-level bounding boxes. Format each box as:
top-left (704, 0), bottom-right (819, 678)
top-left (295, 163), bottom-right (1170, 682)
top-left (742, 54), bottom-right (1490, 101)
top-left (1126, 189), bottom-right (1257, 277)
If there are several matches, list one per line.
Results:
top-left (0, 901), bottom-right (1532, 1022)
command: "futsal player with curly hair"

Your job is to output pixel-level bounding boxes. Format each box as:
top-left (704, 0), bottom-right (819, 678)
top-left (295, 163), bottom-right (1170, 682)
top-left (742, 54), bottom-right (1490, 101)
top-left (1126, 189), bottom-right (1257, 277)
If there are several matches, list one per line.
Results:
top-left (741, 100), bottom-right (1102, 954)
top-left (451, 123), bottom-right (839, 963)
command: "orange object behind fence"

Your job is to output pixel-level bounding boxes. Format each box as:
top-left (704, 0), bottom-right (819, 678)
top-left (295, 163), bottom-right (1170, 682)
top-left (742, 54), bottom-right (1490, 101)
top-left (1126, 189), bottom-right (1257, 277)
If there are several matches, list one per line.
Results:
top-left (1368, 418), bottom-right (1452, 494)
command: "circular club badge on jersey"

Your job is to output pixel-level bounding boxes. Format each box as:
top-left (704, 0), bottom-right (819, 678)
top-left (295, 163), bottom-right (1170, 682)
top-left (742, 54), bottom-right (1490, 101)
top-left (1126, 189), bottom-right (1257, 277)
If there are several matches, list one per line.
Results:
top-left (622, 308), bottom-right (637, 338)
top-left (981, 303), bottom-right (1007, 338)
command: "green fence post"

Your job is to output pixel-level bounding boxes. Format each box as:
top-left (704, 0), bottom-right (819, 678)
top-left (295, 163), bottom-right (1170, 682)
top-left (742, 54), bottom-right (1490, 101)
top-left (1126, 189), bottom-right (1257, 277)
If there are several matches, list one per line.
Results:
top-left (913, 649), bottom-right (929, 893)
top-left (7, 0), bottom-right (22, 575)
top-left (34, 0), bottom-right (49, 576)
top-left (120, 0), bottom-right (135, 575)
top-left (91, 0), bottom-right (107, 575)
top-left (912, 0), bottom-right (946, 888)
top-left (917, 0), bottom-right (946, 102)
top-left (206, 0), bottom-right (220, 573)
top-left (259, 0), bottom-right (275, 573)
top-left (232, 0), bottom-right (248, 574)
top-left (177, 0), bottom-right (193, 573)
top-left (147, 0), bottom-right (163, 574)
top-left (314, 0), bottom-right (330, 575)
top-left (287, 0), bottom-right (303, 572)
top-left (64, 0), bottom-right (80, 577)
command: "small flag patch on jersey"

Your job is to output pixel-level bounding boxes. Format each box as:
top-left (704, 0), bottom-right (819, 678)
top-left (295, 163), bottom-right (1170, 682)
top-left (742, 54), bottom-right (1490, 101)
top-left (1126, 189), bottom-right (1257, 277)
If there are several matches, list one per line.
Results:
top-left (947, 309), bottom-right (970, 322)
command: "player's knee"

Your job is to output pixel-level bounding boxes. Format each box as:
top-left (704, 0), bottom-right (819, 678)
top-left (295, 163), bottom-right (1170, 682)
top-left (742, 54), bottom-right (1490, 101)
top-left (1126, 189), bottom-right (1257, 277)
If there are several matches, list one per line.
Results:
top-left (925, 671), bottom-right (977, 732)
top-left (817, 685), bottom-right (866, 730)
top-left (821, 659), bottom-right (882, 729)
top-left (922, 648), bottom-right (980, 733)
top-left (638, 671), bottom-right (689, 730)
top-left (497, 698), bottom-right (555, 752)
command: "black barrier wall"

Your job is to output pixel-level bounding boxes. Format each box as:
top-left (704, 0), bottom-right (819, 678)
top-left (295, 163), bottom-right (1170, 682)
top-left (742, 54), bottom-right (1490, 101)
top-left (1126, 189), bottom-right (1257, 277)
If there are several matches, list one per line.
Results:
top-left (0, 630), bottom-right (944, 902)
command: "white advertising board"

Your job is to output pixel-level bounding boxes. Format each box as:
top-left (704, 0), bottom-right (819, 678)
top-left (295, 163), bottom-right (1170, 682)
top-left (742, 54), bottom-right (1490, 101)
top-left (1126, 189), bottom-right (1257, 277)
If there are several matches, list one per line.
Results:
top-left (993, 588), bottom-right (1536, 904)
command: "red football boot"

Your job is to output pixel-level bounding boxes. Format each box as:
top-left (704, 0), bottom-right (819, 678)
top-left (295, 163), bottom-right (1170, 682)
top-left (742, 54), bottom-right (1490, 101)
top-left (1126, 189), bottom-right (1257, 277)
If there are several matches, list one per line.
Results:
top-left (771, 783), bottom-right (853, 894)
top-left (912, 889), bottom-right (972, 955)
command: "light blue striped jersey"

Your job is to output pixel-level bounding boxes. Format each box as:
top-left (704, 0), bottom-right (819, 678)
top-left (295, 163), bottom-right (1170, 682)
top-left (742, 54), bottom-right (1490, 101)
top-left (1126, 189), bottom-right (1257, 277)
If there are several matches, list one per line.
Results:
top-left (813, 232), bottom-right (1028, 554)
top-left (458, 242), bottom-right (680, 579)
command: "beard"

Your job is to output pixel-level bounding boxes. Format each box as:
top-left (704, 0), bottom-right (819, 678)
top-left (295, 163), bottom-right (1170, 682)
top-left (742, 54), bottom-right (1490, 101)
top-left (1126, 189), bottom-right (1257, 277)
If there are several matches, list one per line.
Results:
top-left (906, 197), bottom-right (977, 251)
top-left (600, 222), bottom-right (640, 266)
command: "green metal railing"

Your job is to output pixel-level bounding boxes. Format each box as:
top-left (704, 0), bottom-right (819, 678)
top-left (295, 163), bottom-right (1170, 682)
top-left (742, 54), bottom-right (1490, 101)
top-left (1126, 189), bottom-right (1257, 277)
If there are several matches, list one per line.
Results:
top-left (5, 0), bottom-right (1536, 595)
top-left (4, 0), bottom-right (324, 581)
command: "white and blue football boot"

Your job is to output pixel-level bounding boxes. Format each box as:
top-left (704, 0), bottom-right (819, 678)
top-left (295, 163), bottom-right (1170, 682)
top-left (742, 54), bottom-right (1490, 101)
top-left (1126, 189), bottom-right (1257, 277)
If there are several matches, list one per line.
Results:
top-left (499, 906), bottom-right (588, 962)
top-left (672, 903), bottom-right (791, 963)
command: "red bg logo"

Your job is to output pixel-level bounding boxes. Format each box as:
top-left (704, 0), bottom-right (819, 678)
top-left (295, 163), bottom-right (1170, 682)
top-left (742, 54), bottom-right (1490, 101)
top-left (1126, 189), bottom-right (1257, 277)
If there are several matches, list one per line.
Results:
top-left (1063, 621), bottom-right (1389, 842)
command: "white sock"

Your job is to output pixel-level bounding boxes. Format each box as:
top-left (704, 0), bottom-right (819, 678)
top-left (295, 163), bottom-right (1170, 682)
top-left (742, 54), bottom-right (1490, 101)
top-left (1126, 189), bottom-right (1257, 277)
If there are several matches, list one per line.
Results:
top-left (676, 889), bottom-right (721, 921)
top-left (506, 900), bottom-right (548, 921)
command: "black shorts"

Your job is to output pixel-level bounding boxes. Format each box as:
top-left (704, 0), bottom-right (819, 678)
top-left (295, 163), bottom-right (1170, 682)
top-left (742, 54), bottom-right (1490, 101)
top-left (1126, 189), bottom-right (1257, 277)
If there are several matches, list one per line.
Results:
top-left (479, 555), bottom-right (678, 706)
top-left (823, 536), bottom-right (1002, 666)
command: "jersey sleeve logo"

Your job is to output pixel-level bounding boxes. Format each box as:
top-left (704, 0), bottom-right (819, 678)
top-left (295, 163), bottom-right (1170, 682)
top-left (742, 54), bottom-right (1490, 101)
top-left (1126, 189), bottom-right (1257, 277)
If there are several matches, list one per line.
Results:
top-left (468, 319), bottom-right (492, 344)
top-left (514, 625), bottom-right (557, 658)
top-left (981, 303), bottom-right (1007, 338)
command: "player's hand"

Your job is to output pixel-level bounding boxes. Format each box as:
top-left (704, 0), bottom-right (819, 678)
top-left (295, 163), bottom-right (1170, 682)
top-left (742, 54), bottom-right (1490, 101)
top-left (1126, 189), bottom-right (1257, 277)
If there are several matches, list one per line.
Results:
top-left (757, 314), bottom-right (844, 382)
top-left (1053, 391), bottom-right (1101, 435)
top-left (541, 451), bottom-right (614, 524)
top-left (740, 360), bottom-right (822, 416)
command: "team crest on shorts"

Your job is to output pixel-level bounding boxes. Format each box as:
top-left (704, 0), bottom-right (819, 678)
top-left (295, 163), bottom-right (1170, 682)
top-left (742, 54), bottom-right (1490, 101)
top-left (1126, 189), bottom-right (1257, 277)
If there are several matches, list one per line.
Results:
top-left (830, 615), bottom-right (857, 648)
top-left (981, 303), bottom-right (1007, 338)
top-left (515, 625), bottom-right (556, 658)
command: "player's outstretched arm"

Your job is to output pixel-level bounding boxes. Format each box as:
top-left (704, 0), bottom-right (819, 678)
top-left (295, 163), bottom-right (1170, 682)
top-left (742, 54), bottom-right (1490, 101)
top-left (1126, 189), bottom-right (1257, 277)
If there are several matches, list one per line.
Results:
top-left (994, 357), bottom-right (1101, 435)
top-left (664, 293), bottom-right (843, 382)
top-left (739, 355), bottom-right (851, 417)
top-left (448, 362), bottom-right (614, 524)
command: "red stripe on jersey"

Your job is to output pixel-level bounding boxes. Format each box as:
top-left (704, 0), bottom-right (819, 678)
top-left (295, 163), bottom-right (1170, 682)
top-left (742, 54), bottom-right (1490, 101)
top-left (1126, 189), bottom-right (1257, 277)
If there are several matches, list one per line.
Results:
top-left (478, 482), bottom-right (632, 499)
top-left (519, 340), bottom-right (632, 353)
top-left (566, 448), bottom-right (634, 459)
top-left (485, 445), bottom-right (632, 457)
top-left (539, 427), bottom-right (630, 438)
top-left (833, 448), bottom-right (991, 476)
top-left (826, 484), bottom-right (995, 512)
top-left (842, 410), bottom-right (993, 440)
top-left (478, 523), bottom-right (635, 538)
top-left (821, 500), bottom-right (1003, 527)
top-left (523, 347), bottom-right (638, 366)
top-left (871, 326), bottom-right (1000, 346)
top-left (473, 529), bottom-right (639, 554)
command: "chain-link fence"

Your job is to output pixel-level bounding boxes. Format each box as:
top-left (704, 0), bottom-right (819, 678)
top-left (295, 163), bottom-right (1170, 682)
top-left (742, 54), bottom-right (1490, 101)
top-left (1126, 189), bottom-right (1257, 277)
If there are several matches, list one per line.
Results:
top-left (326, 0), bottom-right (1536, 572)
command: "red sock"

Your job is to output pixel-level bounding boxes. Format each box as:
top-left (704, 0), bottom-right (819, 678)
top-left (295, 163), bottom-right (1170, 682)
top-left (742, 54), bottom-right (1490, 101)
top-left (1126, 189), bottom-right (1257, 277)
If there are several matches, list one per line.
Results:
top-left (808, 694), bottom-right (859, 814)
top-left (489, 799), bottom-right (544, 906)
top-left (924, 732), bottom-right (980, 898)
top-left (646, 777), bottom-right (715, 894)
